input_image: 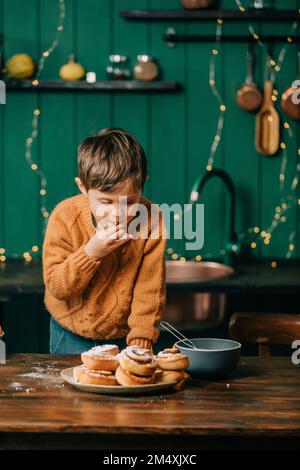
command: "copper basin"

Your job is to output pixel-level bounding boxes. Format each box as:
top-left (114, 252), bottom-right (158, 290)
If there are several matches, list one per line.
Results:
top-left (164, 261), bottom-right (234, 329)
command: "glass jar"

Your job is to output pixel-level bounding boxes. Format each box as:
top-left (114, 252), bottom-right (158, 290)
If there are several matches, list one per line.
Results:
top-left (106, 55), bottom-right (130, 80)
top-left (181, 0), bottom-right (215, 9)
top-left (133, 55), bottom-right (159, 82)
top-left (248, 0), bottom-right (274, 8)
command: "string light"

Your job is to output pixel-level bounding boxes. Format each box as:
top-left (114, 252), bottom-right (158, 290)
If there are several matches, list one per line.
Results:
top-left (207, 20), bottom-right (225, 170)
top-left (167, 3), bottom-right (300, 263)
top-left (0, 0), bottom-right (66, 264)
top-left (232, 1), bottom-right (300, 262)
top-left (167, 9), bottom-right (299, 264)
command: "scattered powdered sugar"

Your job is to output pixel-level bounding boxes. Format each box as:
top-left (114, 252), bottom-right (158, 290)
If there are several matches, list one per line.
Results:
top-left (9, 382), bottom-right (22, 388)
top-left (19, 371), bottom-right (47, 379)
top-left (4, 363), bottom-right (65, 394)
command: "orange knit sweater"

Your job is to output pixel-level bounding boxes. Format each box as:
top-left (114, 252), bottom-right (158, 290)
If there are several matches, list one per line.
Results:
top-left (42, 194), bottom-right (167, 350)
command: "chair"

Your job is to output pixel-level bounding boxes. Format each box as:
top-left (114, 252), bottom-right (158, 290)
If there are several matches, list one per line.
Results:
top-left (229, 312), bottom-right (300, 356)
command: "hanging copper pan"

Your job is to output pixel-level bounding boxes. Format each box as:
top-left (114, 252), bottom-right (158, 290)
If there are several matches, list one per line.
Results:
top-left (237, 47), bottom-right (263, 112)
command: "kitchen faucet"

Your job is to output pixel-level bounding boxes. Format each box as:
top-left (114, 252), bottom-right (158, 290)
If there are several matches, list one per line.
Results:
top-left (189, 168), bottom-right (239, 267)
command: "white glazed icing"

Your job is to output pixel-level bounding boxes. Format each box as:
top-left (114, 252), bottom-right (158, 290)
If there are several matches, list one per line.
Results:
top-left (82, 344), bottom-right (119, 357)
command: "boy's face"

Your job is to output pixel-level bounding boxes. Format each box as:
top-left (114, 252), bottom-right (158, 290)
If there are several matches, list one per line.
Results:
top-left (76, 177), bottom-right (142, 228)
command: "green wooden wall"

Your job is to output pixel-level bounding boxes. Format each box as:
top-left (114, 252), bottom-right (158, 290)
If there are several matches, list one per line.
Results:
top-left (0, 0), bottom-right (300, 260)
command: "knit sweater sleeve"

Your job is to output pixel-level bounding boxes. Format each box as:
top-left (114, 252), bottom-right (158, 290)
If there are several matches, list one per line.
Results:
top-left (42, 206), bottom-right (101, 301)
top-left (126, 210), bottom-right (167, 349)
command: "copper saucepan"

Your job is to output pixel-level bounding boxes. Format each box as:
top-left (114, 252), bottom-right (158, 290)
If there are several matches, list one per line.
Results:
top-left (237, 47), bottom-right (263, 112)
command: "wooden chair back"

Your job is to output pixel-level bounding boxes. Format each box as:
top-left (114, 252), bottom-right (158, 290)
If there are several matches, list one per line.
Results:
top-left (229, 312), bottom-right (300, 356)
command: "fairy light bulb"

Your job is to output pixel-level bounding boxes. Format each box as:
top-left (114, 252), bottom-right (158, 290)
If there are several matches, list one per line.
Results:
top-left (0, 1), bottom-right (66, 260)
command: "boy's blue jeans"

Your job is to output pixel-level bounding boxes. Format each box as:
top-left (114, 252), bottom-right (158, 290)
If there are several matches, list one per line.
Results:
top-left (49, 316), bottom-right (127, 354)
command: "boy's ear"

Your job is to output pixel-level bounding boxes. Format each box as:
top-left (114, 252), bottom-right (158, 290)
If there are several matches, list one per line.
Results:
top-left (74, 177), bottom-right (88, 195)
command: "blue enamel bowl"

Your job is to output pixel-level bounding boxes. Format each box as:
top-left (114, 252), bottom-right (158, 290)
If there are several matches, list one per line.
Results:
top-left (175, 338), bottom-right (241, 379)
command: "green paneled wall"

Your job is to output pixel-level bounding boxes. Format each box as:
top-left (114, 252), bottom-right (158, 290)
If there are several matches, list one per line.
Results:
top-left (0, 0), bottom-right (300, 260)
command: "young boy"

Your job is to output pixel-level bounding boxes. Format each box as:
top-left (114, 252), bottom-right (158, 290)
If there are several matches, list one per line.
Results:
top-left (42, 128), bottom-right (167, 354)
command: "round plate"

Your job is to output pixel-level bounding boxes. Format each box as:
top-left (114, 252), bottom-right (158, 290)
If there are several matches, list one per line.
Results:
top-left (61, 367), bottom-right (178, 395)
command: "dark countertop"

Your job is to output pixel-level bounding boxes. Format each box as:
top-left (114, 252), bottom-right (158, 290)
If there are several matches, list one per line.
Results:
top-left (1, 258), bottom-right (300, 295)
top-left (0, 354), bottom-right (299, 450)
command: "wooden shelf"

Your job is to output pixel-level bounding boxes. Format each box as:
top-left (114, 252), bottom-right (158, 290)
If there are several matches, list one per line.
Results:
top-left (164, 33), bottom-right (300, 43)
top-left (5, 79), bottom-right (181, 93)
top-left (120, 9), bottom-right (300, 22)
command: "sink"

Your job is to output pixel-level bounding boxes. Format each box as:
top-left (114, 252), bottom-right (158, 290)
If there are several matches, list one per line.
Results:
top-left (164, 261), bottom-right (234, 330)
top-left (166, 261), bottom-right (234, 284)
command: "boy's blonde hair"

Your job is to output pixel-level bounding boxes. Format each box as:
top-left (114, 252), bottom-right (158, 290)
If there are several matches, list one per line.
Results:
top-left (78, 128), bottom-right (148, 192)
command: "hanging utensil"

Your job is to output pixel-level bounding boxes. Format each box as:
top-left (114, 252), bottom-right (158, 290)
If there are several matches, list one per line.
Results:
top-left (160, 321), bottom-right (198, 350)
top-left (255, 79), bottom-right (280, 156)
top-left (237, 45), bottom-right (263, 112)
top-left (281, 51), bottom-right (300, 121)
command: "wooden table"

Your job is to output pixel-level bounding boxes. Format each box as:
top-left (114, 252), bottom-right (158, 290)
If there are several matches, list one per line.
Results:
top-left (0, 354), bottom-right (299, 450)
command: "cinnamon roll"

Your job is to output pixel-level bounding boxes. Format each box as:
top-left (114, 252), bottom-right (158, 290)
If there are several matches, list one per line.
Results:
top-left (73, 365), bottom-right (119, 386)
top-left (115, 365), bottom-right (155, 386)
top-left (156, 347), bottom-right (189, 371)
top-left (81, 344), bottom-right (119, 371)
top-left (154, 368), bottom-right (186, 384)
top-left (174, 371), bottom-right (190, 391)
top-left (118, 346), bottom-right (157, 377)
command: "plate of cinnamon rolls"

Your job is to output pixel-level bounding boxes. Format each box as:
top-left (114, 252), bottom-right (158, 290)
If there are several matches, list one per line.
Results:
top-left (61, 344), bottom-right (190, 395)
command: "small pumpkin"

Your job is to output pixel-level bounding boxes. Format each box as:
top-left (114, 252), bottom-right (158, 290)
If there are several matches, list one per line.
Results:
top-left (59, 55), bottom-right (85, 81)
top-left (5, 53), bottom-right (35, 79)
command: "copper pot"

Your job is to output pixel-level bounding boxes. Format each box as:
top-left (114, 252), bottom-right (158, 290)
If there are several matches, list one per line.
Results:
top-left (164, 261), bottom-right (233, 329)
top-left (181, 0), bottom-right (215, 9)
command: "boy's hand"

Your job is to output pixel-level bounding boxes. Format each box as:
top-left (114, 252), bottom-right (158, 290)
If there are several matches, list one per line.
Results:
top-left (84, 220), bottom-right (133, 261)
